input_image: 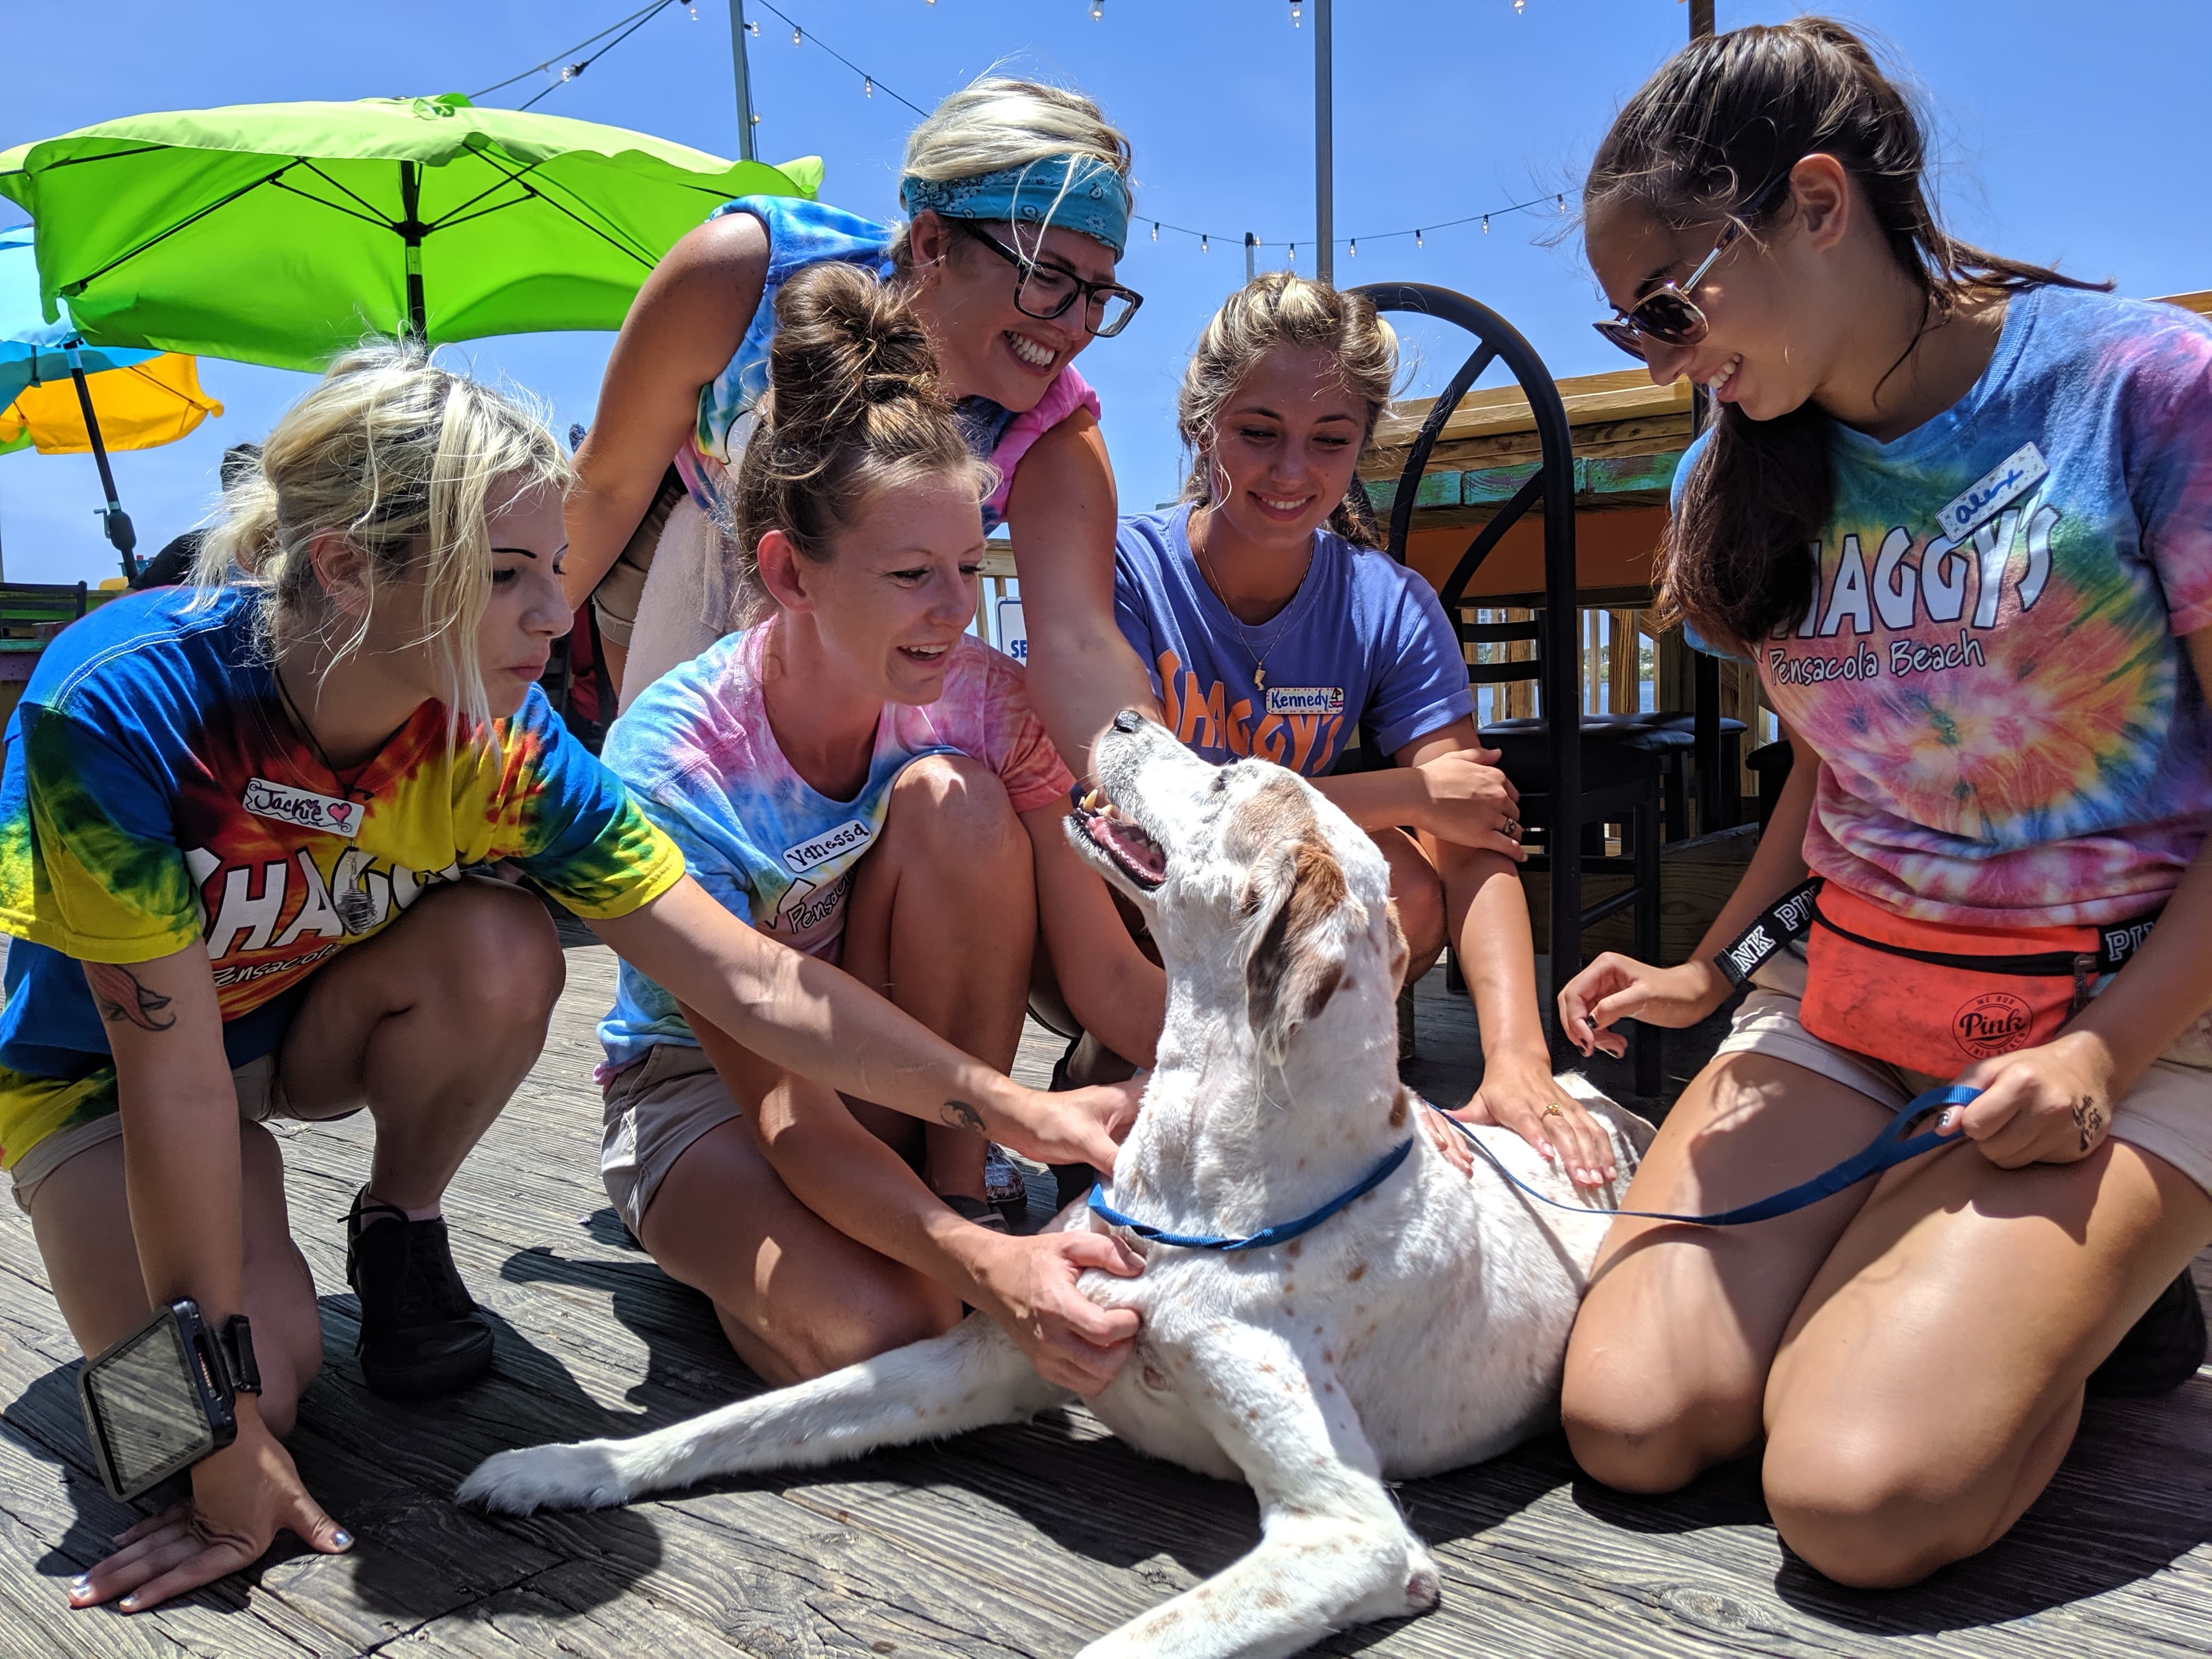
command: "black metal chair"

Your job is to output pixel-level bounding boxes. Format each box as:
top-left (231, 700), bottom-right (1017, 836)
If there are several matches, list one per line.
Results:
top-left (1350, 283), bottom-right (1672, 1092)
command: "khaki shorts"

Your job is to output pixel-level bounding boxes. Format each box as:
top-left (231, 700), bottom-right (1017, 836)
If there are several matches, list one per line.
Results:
top-left (1716, 945), bottom-right (2212, 1198)
top-left (589, 466), bottom-right (687, 650)
top-left (600, 1042), bottom-right (740, 1238)
top-left (9, 1054), bottom-right (330, 1215)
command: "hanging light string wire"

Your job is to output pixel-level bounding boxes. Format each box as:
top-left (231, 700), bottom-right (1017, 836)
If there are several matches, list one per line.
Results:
top-left (471, 0), bottom-right (1567, 249)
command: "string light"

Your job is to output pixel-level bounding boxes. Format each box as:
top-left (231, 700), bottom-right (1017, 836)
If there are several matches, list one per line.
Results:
top-left (1090, 0), bottom-right (1104, 17)
top-left (1482, 215), bottom-right (1491, 233)
top-left (1151, 221), bottom-right (1159, 241)
top-left (747, 18), bottom-right (758, 32)
top-left (1201, 234), bottom-right (1209, 251)
top-left (1416, 228), bottom-right (1424, 248)
top-left (792, 25), bottom-right (802, 44)
top-left (1348, 238), bottom-right (1356, 258)
top-left (1290, 1), bottom-right (1302, 23)
top-left (863, 75), bottom-right (873, 97)
top-left (686, 2), bottom-right (698, 16)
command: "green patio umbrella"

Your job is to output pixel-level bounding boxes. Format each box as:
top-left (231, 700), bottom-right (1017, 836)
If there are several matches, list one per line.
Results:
top-left (0, 94), bottom-right (821, 372)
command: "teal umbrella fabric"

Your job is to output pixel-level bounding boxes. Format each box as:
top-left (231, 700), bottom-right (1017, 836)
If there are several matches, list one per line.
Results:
top-left (0, 226), bottom-right (161, 404)
top-left (0, 94), bottom-right (821, 372)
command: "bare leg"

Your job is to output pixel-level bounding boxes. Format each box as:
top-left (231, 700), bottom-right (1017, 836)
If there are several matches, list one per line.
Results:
top-left (278, 878), bottom-right (566, 1211)
top-left (633, 753), bottom-right (1035, 1381)
top-left (839, 754), bottom-right (1035, 1203)
top-left (1763, 1138), bottom-right (2212, 1587)
top-left (31, 1123), bottom-right (324, 1436)
top-left (1561, 1052), bottom-right (1892, 1492)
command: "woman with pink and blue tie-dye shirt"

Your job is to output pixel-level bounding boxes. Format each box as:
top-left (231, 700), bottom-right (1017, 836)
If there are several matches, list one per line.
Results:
top-left (1555, 18), bottom-right (2212, 1590)
top-left (597, 262), bottom-right (1161, 1396)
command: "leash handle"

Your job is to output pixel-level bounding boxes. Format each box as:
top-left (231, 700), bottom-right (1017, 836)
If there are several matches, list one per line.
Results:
top-left (1441, 1084), bottom-right (1976, 1228)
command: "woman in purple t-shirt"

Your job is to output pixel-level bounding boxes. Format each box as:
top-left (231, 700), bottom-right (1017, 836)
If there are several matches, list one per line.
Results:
top-left (1109, 272), bottom-right (1620, 1192)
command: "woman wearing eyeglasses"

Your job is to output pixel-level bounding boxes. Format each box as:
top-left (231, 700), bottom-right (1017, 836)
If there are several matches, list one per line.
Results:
top-left (563, 77), bottom-right (1156, 775)
top-left (1556, 18), bottom-right (2212, 1589)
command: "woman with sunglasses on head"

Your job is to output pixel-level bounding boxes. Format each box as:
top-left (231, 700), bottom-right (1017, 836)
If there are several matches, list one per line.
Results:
top-left (563, 77), bottom-right (1156, 769)
top-left (1557, 18), bottom-right (2212, 1588)
top-left (1104, 273), bottom-right (1616, 1190)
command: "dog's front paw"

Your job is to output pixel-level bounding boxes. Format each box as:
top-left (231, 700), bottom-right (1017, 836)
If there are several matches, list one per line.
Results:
top-left (1402, 1543), bottom-right (1443, 1615)
top-left (458, 1441), bottom-right (632, 1514)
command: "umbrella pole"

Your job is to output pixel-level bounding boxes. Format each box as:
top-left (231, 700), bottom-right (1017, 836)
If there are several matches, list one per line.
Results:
top-left (399, 161), bottom-right (428, 340)
top-left (63, 342), bottom-right (139, 583)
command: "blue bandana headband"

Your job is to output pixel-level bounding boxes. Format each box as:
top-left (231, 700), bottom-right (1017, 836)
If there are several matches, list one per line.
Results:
top-left (899, 154), bottom-right (1132, 259)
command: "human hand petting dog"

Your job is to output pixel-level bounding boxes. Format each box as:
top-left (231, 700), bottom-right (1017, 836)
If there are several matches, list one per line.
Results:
top-left (962, 1229), bottom-right (1143, 1395)
top-left (1453, 1048), bottom-right (1618, 1188)
top-left (1410, 747), bottom-right (1527, 861)
top-left (1946, 1030), bottom-right (2117, 1168)
top-left (988, 1077), bottom-right (1143, 1174)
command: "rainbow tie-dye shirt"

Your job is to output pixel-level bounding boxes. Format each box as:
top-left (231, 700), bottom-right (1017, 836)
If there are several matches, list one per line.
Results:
top-left (0, 586), bottom-right (685, 1169)
top-left (1702, 286), bottom-right (2212, 927)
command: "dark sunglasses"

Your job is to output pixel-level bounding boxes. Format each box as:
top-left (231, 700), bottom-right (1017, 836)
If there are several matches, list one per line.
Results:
top-left (953, 220), bottom-right (1144, 340)
top-left (1593, 166), bottom-right (1797, 360)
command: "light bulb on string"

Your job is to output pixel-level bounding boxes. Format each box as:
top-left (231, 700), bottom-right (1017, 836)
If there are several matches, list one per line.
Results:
top-left (1090, 0), bottom-right (1104, 17)
top-left (1415, 228), bottom-right (1424, 248)
top-left (686, 2), bottom-right (698, 17)
top-left (1481, 215), bottom-right (1490, 233)
top-left (1200, 234), bottom-right (1209, 252)
top-left (1556, 194), bottom-right (1566, 211)
top-left (1289, 242), bottom-right (1296, 266)
top-left (864, 76), bottom-right (873, 97)
top-left (747, 19), bottom-right (759, 33)
top-left (1290, 1), bottom-right (1302, 24)
top-left (1348, 239), bottom-right (1356, 258)
top-left (792, 26), bottom-right (802, 44)
top-left (1150, 221), bottom-right (1159, 241)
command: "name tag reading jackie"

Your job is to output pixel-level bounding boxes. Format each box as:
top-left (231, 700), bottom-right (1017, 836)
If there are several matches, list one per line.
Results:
top-left (241, 777), bottom-right (362, 839)
top-left (1264, 686), bottom-right (1346, 717)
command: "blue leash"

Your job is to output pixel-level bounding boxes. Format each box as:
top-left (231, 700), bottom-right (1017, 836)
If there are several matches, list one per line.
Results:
top-left (1088, 1137), bottom-right (1415, 1252)
top-left (1436, 1083), bottom-right (1977, 1227)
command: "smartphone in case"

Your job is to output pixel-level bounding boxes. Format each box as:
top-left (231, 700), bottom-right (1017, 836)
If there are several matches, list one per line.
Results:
top-left (77, 1300), bottom-right (243, 1503)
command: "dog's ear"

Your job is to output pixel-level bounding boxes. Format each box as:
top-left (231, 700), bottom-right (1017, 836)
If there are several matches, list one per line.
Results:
top-left (1244, 833), bottom-right (1351, 1064)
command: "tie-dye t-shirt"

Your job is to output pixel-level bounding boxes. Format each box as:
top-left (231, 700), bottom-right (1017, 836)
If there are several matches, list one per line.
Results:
top-left (1696, 286), bottom-right (2212, 927)
top-left (0, 586), bottom-right (685, 1169)
top-left (597, 625), bottom-right (1073, 1070)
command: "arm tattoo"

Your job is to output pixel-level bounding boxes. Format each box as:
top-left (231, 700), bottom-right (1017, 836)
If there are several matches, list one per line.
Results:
top-left (85, 962), bottom-right (177, 1032)
top-left (2073, 1094), bottom-right (2107, 1153)
top-left (940, 1099), bottom-right (986, 1135)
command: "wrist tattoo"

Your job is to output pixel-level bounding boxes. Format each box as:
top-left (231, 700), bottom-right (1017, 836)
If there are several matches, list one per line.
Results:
top-left (940, 1099), bottom-right (986, 1136)
top-left (86, 962), bottom-right (176, 1032)
top-left (2072, 1094), bottom-right (2107, 1153)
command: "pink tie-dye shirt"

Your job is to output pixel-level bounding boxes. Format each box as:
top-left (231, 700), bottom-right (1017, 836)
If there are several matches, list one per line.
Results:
top-left (1695, 287), bottom-right (2212, 927)
top-left (595, 625), bottom-right (1073, 1067)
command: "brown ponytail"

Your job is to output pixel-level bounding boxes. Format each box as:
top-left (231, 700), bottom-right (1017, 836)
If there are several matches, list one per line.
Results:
top-left (729, 262), bottom-right (990, 624)
top-left (1587, 16), bottom-right (2108, 648)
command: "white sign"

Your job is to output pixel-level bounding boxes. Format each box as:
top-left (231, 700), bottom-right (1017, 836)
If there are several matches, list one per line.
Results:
top-left (995, 597), bottom-right (1028, 665)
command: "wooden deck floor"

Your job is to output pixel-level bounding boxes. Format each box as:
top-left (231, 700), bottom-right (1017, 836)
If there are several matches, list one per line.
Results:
top-left (0, 938), bottom-right (2205, 1657)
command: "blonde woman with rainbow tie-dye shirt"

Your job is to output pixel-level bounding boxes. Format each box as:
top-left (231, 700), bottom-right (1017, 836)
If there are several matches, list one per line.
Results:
top-left (0, 343), bottom-right (1135, 1617)
top-left (1553, 18), bottom-right (2212, 1594)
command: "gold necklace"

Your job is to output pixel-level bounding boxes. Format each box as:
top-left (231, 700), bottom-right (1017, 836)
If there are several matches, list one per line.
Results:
top-left (1190, 511), bottom-right (1305, 692)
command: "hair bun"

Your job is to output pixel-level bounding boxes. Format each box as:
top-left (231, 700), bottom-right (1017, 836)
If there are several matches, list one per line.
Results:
top-left (766, 262), bottom-right (941, 445)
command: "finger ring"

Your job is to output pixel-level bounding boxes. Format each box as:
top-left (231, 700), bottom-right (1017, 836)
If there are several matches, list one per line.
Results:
top-left (1504, 819), bottom-right (1521, 840)
top-left (1541, 1101), bottom-right (1563, 1119)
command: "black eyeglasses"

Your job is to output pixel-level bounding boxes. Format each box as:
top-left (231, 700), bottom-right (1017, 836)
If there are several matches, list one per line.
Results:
top-left (954, 221), bottom-right (1144, 339)
top-left (1593, 166), bottom-right (1797, 360)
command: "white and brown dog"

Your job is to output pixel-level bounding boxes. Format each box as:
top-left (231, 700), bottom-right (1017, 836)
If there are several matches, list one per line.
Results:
top-left (461, 712), bottom-right (1649, 1659)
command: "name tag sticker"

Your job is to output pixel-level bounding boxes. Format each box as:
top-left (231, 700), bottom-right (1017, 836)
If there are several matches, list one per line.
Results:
top-left (1263, 686), bottom-right (1345, 716)
top-left (241, 777), bottom-right (361, 839)
top-left (782, 819), bottom-right (873, 875)
top-left (1937, 442), bottom-right (2047, 540)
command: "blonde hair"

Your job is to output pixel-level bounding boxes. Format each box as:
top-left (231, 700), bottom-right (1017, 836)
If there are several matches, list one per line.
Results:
top-left (890, 77), bottom-right (1132, 274)
top-left (195, 340), bottom-right (568, 731)
top-left (729, 263), bottom-right (991, 627)
top-left (1177, 272), bottom-right (1400, 547)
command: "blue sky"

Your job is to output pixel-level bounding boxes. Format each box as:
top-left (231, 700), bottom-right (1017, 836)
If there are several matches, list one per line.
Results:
top-left (1, 0), bottom-right (2202, 584)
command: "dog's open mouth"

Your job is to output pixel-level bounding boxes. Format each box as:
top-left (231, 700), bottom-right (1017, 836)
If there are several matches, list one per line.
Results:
top-left (1072, 786), bottom-right (1168, 890)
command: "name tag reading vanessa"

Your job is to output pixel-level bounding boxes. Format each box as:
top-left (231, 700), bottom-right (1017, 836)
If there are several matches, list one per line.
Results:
top-left (1263, 686), bottom-right (1346, 717)
top-left (241, 777), bottom-right (362, 839)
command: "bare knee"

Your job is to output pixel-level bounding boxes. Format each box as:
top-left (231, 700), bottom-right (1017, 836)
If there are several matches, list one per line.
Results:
top-left (746, 1275), bottom-right (962, 1383)
top-left (413, 879), bottom-right (566, 1029)
top-left (1562, 1336), bottom-right (1762, 1495)
top-left (887, 755), bottom-right (1024, 870)
top-left (1764, 1422), bottom-right (2000, 1588)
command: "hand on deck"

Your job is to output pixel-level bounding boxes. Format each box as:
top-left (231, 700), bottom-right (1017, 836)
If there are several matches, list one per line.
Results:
top-left (962, 1229), bottom-right (1143, 1395)
top-left (1409, 747), bottom-right (1527, 861)
top-left (1949, 1030), bottom-right (2117, 1168)
top-left (1559, 954), bottom-right (1730, 1058)
top-left (68, 1405), bottom-right (350, 1613)
top-left (1458, 1048), bottom-right (1618, 1188)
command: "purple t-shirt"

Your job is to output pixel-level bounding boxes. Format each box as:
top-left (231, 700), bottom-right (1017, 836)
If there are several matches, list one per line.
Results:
top-left (1113, 505), bottom-right (1474, 774)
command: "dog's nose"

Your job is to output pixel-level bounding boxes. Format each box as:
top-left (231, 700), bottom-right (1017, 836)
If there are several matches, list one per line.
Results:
top-left (1113, 709), bottom-right (1145, 734)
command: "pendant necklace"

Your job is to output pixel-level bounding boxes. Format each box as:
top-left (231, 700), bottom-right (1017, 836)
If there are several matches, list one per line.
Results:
top-left (1192, 512), bottom-right (1306, 692)
top-left (272, 664), bottom-right (378, 806)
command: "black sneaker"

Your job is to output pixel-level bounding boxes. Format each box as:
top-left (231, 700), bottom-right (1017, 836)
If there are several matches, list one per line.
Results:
top-left (2086, 1270), bottom-right (2207, 1399)
top-left (343, 1189), bottom-right (495, 1400)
